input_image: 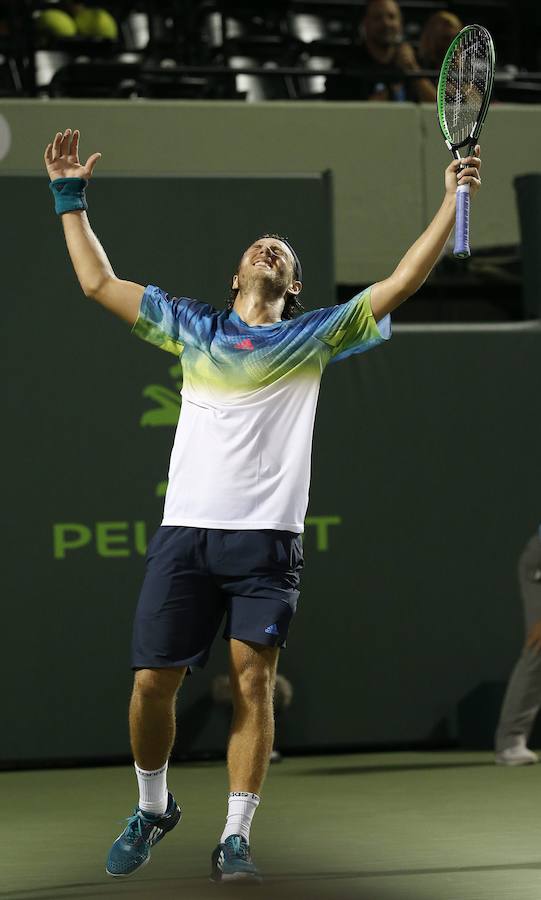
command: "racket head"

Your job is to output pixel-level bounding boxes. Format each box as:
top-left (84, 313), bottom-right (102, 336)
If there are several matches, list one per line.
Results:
top-left (437, 24), bottom-right (495, 153)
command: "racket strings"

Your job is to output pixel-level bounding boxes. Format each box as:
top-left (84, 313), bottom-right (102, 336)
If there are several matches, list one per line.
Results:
top-left (444, 28), bottom-right (490, 145)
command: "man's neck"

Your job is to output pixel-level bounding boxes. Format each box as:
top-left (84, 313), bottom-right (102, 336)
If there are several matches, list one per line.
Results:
top-left (233, 291), bottom-right (285, 326)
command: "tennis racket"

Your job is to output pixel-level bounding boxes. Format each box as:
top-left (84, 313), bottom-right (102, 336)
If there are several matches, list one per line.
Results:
top-left (437, 24), bottom-right (495, 258)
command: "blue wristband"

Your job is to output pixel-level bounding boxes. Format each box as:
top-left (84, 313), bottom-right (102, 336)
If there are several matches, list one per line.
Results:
top-left (49, 177), bottom-right (88, 215)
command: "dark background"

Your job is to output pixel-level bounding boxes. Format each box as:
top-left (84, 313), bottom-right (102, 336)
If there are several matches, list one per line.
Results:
top-left (3, 173), bottom-right (541, 765)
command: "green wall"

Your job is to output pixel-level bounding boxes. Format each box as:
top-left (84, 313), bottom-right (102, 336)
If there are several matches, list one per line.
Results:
top-left (4, 172), bottom-right (541, 763)
top-left (4, 172), bottom-right (336, 763)
top-left (1, 99), bottom-right (539, 285)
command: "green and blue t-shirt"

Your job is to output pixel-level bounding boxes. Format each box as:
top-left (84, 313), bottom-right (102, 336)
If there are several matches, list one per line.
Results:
top-left (134, 285), bottom-right (391, 533)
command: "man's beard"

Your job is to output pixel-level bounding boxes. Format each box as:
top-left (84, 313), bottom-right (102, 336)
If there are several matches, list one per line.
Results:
top-left (240, 267), bottom-right (289, 298)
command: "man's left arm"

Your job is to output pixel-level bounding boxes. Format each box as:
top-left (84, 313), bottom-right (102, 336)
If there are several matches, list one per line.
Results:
top-left (370, 147), bottom-right (481, 323)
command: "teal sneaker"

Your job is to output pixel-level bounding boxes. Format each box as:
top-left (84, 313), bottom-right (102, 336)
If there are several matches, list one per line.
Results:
top-left (211, 834), bottom-right (262, 883)
top-left (106, 792), bottom-right (181, 877)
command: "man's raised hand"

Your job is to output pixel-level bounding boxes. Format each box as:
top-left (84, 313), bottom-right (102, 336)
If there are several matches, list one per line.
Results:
top-left (44, 129), bottom-right (101, 182)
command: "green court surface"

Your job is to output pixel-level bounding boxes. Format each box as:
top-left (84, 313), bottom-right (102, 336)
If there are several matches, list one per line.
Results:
top-left (3, 751), bottom-right (541, 900)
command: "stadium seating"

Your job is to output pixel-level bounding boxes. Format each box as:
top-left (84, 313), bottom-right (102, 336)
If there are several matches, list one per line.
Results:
top-left (1, 1), bottom-right (539, 101)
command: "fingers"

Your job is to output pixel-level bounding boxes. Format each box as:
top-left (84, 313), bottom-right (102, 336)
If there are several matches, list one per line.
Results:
top-left (448, 151), bottom-right (482, 189)
top-left (84, 152), bottom-right (102, 177)
top-left (59, 128), bottom-right (71, 157)
top-left (51, 129), bottom-right (74, 160)
top-left (51, 131), bottom-right (62, 161)
top-left (48, 127), bottom-right (82, 165)
top-left (449, 152), bottom-right (482, 172)
top-left (461, 155), bottom-right (481, 170)
top-left (454, 156), bottom-right (482, 171)
top-left (457, 176), bottom-right (481, 188)
top-left (70, 129), bottom-right (80, 161)
top-left (457, 165), bottom-right (481, 185)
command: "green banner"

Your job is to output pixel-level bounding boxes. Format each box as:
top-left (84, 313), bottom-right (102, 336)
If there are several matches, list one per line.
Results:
top-left (4, 174), bottom-right (541, 764)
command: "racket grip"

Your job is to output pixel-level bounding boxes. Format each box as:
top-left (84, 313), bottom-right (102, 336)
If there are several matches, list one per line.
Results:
top-left (454, 183), bottom-right (471, 259)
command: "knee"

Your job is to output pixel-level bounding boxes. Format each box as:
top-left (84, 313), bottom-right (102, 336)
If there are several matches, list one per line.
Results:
top-left (133, 667), bottom-right (185, 702)
top-left (234, 666), bottom-right (275, 708)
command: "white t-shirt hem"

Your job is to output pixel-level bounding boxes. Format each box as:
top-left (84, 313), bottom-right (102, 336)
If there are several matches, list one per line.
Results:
top-left (161, 516), bottom-right (304, 534)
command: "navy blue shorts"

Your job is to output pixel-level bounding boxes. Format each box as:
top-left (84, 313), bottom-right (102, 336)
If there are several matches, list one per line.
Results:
top-left (132, 526), bottom-right (304, 670)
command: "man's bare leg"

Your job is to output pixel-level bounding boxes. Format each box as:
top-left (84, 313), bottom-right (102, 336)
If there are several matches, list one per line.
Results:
top-left (129, 667), bottom-right (186, 815)
top-left (215, 638), bottom-right (278, 860)
top-left (106, 666), bottom-right (187, 876)
top-left (227, 639), bottom-right (279, 793)
top-left (129, 666), bottom-right (186, 769)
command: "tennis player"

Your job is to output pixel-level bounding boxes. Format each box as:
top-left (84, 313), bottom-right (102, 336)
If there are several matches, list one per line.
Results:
top-left (44, 128), bottom-right (481, 883)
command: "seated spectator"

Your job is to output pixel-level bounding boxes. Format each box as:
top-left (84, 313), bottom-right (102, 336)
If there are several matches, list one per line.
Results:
top-left (418, 11), bottom-right (462, 75)
top-left (325, 0), bottom-right (435, 102)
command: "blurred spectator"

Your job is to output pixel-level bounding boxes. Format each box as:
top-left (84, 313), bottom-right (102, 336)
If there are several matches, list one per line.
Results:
top-left (418, 12), bottom-right (462, 74)
top-left (36, 2), bottom-right (118, 42)
top-left (325, 0), bottom-right (435, 102)
top-left (495, 530), bottom-right (541, 766)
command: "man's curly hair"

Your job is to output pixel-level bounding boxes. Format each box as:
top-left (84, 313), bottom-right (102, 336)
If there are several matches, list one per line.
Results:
top-left (226, 233), bottom-right (304, 320)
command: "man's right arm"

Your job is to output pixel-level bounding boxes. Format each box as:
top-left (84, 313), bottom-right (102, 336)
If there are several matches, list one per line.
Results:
top-left (45, 128), bottom-right (144, 326)
top-left (61, 210), bottom-right (144, 325)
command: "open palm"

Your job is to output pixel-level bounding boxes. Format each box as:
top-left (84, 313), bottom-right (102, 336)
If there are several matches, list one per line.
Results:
top-left (44, 129), bottom-right (101, 181)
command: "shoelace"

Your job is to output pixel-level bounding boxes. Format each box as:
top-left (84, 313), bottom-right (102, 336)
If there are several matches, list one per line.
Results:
top-left (227, 836), bottom-right (249, 860)
top-left (122, 812), bottom-right (146, 844)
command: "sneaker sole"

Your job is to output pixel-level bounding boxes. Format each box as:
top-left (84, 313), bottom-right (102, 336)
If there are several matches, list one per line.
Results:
top-left (210, 872), bottom-right (262, 884)
top-left (495, 757), bottom-right (538, 766)
top-left (106, 854), bottom-right (151, 878)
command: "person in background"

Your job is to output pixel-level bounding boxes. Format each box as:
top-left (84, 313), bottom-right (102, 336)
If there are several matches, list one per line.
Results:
top-left (325, 0), bottom-right (435, 102)
top-left (418, 11), bottom-right (462, 82)
top-left (495, 529), bottom-right (541, 765)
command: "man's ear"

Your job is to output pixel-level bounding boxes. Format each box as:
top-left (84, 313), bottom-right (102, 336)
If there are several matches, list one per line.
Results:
top-left (288, 280), bottom-right (302, 297)
top-left (232, 274), bottom-right (239, 290)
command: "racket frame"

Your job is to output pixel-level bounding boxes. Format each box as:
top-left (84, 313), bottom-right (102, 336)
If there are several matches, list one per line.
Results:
top-left (437, 24), bottom-right (495, 259)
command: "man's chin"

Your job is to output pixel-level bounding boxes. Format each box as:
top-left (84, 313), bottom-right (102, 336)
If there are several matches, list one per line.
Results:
top-left (243, 271), bottom-right (288, 296)
top-left (252, 268), bottom-right (278, 285)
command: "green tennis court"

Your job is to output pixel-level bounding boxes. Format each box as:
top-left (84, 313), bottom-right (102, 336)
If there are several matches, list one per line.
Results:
top-left (3, 750), bottom-right (541, 900)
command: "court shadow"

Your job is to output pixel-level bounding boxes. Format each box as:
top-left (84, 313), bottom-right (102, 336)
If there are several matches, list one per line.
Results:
top-left (0, 878), bottom-right (396, 900)
top-left (293, 760), bottom-right (495, 777)
top-left (0, 877), bottom-right (432, 900)
top-left (5, 861), bottom-right (541, 900)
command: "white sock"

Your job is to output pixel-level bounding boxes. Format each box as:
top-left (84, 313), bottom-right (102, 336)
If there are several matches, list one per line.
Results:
top-left (135, 762), bottom-right (169, 816)
top-left (220, 791), bottom-right (260, 844)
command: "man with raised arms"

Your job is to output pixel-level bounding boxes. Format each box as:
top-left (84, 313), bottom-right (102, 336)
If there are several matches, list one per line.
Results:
top-left (44, 128), bottom-right (481, 883)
